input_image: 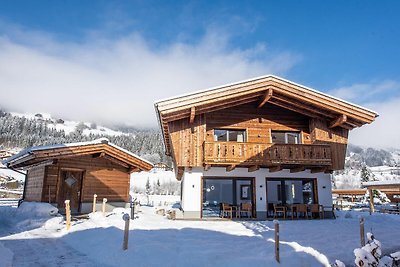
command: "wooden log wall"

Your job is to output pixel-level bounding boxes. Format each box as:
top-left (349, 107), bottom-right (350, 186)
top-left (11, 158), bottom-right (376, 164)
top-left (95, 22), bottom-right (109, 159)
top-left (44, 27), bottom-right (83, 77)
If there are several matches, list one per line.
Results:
top-left (168, 103), bottom-right (314, 167)
top-left (309, 118), bottom-right (349, 170)
top-left (25, 165), bottom-right (45, 201)
top-left (41, 155), bottom-right (130, 204)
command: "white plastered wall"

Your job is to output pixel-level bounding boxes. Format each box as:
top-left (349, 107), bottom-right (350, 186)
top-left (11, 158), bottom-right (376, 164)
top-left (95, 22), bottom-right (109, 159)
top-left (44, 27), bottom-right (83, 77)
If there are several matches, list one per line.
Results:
top-left (180, 167), bottom-right (333, 219)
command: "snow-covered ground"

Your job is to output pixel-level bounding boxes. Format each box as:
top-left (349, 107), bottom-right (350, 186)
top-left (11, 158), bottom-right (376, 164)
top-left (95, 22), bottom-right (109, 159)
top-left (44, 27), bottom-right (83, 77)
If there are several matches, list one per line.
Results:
top-left (1, 201), bottom-right (399, 267)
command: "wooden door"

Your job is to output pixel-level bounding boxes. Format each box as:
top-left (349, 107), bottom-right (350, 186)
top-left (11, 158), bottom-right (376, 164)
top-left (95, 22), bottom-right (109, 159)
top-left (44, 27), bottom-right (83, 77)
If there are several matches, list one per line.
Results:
top-left (58, 170), bottom-right (83, 212)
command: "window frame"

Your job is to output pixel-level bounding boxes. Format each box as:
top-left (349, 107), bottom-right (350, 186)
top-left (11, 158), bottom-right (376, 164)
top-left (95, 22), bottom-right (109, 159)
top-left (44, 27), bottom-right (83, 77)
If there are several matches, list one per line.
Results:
top-left (213, 128), bottom-right (247, 142)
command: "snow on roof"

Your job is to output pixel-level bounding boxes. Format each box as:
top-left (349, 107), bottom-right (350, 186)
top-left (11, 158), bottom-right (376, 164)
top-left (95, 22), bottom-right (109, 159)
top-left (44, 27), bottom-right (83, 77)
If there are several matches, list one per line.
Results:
top-left (2, 138), bottom-right (153, 166)
top-left (154, 74), bottom-right (379, 115)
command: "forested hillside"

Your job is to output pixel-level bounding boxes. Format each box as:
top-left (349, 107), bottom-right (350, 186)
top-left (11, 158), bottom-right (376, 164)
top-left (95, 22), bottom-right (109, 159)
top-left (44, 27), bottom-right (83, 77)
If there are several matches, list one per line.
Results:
top-left (0, 110), bottom-right (169, 164)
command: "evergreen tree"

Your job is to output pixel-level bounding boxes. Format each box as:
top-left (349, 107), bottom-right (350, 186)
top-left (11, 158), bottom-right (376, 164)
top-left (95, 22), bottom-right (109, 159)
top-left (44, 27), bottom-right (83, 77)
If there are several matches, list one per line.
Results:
top-left (145, 178), bottom-right (151, 195)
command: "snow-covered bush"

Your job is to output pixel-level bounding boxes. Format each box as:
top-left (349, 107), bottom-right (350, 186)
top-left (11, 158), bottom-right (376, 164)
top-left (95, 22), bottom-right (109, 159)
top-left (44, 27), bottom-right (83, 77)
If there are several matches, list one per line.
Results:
top-left (333, 233), bottom-right (400, 267)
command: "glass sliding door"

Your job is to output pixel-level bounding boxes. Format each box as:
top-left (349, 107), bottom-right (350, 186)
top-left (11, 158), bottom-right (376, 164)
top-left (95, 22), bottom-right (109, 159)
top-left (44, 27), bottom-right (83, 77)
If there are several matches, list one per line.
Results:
top-left (202, 178), bottom-right (254, 218)
top-left (203, 179), bottom-right (233, 217)
top-left (266, 178), bottom-right (317, 217)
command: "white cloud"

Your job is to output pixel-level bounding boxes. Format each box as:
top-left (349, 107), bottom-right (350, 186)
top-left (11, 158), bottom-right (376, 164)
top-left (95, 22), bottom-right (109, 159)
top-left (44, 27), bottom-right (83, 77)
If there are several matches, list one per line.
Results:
top-left (329, 80), bottom-right (400, 149)
top-left (0, 25), bottom-right (301, 128)
top-left (328, 80), bottom-right (400, 103)
top-left (349, 97), bottom-right (400, 149)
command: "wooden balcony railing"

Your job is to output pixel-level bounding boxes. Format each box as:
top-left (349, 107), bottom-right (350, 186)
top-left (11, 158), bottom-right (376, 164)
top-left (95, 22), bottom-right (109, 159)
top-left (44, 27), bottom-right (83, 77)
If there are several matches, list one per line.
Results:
top-left (203, 141), bottom-right (332, 166)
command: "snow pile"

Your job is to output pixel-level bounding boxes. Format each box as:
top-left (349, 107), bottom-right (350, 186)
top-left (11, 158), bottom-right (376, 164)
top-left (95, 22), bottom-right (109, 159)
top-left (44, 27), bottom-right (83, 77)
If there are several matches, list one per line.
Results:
top-left (17, 202), bottom-right (58, 218)
top-left (0, 242), bottom-right (13, 267)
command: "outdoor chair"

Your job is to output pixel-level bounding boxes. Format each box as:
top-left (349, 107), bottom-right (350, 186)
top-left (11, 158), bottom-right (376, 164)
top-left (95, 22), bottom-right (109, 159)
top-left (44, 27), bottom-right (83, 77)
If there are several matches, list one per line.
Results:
top-left (308, 204), bottom-right (324, 219)
top-left (296, 204), bottom-right (308, 219)
top-left (221, 203), bottom-right (233, 219)
top-left (273, 204), bottom-right (286, 219)
top-left (240, 203), bottom-right (252, 218)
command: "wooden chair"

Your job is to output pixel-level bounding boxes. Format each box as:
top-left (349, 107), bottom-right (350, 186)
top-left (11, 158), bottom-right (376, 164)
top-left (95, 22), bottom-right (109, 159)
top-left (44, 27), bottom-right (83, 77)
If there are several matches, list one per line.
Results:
top-left (273, 204), bottom-right (286, 219)
top-left (240, 203), bottom-right (252, 218)
top-left (308, 204), bottom-right (324, 219)
top-left (296, 204), bottom-right (308, 219)
top-left (221, 203), bottom-right (233, 219)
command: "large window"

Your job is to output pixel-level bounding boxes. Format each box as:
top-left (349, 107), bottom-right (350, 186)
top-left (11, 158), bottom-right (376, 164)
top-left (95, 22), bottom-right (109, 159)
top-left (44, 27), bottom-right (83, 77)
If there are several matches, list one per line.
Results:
top-left (271, 131), bottom-right (301, 144)
top-left (214, 129), bottom-right (246, 142)
top-left (202, 178), bottom-right (253, 218)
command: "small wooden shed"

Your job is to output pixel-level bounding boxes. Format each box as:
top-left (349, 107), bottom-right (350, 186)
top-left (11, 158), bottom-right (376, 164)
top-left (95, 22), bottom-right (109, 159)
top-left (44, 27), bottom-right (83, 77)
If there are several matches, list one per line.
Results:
top-left (3, 138), bottom-right (153, 213)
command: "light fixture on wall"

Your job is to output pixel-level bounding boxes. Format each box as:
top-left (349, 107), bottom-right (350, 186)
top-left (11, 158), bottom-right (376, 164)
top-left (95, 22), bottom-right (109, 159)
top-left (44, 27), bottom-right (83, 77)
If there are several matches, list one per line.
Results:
top-left (259, 185), bottom-right (263, 188)
top-left (322, 186), bottom-right (326, 189)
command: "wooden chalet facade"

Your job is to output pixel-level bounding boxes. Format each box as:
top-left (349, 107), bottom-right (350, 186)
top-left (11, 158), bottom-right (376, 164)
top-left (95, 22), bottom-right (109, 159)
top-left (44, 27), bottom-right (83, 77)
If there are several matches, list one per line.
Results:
top-left (3, 138), bottom-right (153, 213)
top-left (155, 75), bottom-right (378, 219)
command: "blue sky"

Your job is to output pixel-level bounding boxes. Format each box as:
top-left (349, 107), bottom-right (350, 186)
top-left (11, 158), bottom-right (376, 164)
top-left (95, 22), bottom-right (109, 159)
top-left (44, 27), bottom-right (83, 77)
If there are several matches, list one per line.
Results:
top-left (0, 1), bottom-right (399, 147)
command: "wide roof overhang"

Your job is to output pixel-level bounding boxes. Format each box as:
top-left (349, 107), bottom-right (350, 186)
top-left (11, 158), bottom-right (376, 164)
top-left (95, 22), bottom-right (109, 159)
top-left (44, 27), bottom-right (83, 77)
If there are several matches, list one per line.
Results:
top-left (155, 75), bottom-right (379, 155)
top-left (3, 138), bottom-right (153, 172)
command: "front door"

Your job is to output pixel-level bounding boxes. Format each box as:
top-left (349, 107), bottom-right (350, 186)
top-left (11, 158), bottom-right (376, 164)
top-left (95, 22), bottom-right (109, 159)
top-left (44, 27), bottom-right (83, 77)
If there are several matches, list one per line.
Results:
top-left (58, 170), bottom-right (83, 212)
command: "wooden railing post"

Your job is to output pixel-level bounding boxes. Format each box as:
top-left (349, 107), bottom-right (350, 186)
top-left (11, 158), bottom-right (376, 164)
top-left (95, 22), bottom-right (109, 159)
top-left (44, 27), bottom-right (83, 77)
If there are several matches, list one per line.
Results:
top-left (65, 200), bottom-right (71, 230)
top-left (359, 216), bottom-right (365, 247)
top-left (102, 198), bottom-right (108, 216)
top-left (92, 194), bottom-right (97, 213)
top-left (122, 214), bottom-right (130, 250)
top-left (274, 219), bottom-right (280, 263)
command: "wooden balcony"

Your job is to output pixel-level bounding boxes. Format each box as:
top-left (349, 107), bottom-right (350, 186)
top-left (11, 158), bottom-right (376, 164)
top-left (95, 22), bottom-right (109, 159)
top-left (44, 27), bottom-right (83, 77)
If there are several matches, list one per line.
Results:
top-left (203, 141), bottom-right (332, 168)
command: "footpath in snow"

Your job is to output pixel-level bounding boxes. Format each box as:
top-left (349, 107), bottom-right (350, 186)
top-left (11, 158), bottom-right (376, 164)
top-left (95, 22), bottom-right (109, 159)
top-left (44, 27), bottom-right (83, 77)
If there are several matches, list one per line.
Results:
top-left (0, 202), bottom-right (400, 267)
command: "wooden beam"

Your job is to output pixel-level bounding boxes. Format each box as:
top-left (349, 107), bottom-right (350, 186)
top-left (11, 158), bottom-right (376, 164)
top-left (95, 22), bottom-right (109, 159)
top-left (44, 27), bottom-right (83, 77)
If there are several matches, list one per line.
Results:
top-left (248, 165), bottom-right (260, 172)
top-left (329, 114), bottom-right (347, 128)
top-left (128, 167), bottom-right (140, 173)
top-left (24, 159), bottom-right (57, 170)
top-left (269, 165), bottom-right (282, 173)
top-left (257, 88), bottom-right (273, 108)
top-left (226, 165), bottom-right (236, 172)
top-left (204, 164), bottom-right (211, 171)
top-left (92, 152), bottom-right (105, 158)
top-left (176, 167), bottom-right (184, 181)
top-left (310, 167), bottom-right (327, 173)
top-left (189, 106), bottom-right (196, 124)
top-left (289, 166), bottom-right (305, 173)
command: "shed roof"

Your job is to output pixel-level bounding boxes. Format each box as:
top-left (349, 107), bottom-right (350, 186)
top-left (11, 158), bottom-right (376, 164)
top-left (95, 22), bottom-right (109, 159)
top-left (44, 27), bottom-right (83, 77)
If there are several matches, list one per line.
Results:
top-left (154, 75), bottom-right (379, 155)
top-left (2, 138), bottom-right (153, 172)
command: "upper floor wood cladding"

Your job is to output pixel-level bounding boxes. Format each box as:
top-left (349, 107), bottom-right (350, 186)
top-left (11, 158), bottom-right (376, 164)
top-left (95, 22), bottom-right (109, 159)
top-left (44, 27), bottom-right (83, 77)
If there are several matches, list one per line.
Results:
top-left (155, 75), bottom-right (378, 177)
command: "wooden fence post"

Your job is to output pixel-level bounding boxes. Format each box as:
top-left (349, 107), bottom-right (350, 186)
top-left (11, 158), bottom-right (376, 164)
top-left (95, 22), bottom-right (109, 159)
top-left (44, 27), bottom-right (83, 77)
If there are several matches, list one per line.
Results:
top-left (368, 188), bottom-right (374, 215)
top-left (65, 200), bottom-right (71, 230)
top-left (274, 219), bottom-right (280, 263)
top-left (359, 216), bottom-right (365, 247)
top-left (122, 214), bottom-right (130, 250)
top-left (92, 194), bottom-right (97, 213)
top-left (102, 198), bottom-right (107, 216)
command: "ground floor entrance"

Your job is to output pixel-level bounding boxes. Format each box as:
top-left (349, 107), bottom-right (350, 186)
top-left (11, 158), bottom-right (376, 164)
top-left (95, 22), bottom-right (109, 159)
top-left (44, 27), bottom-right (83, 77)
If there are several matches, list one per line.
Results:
top-left (266, 178), bottom-right (318, 218)
top-left (201, 177), bottom-right (255, 218)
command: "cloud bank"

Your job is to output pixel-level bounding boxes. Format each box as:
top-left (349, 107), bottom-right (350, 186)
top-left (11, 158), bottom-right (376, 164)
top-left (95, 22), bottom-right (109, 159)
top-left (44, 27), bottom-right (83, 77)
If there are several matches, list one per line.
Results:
top-left (0, 25), bottom-right (300, 127)
top-left (329, 81), bottom-right (400, 149)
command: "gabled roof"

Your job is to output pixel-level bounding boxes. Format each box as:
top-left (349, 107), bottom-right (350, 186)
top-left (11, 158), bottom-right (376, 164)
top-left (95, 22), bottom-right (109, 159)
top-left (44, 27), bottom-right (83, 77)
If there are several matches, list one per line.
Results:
top-left (3, 138), bottom-right (153, 172)
top-left (154, 75), bottom-right (379, 155)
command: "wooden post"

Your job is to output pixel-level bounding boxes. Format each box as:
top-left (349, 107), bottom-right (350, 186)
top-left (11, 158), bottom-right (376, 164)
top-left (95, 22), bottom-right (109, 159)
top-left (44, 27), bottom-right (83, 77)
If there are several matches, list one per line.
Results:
top-left (102, 198), bottom-right (107, 216)
top-left (359, 216), bottom-right (365, 247)
top-left (92, 194), bottom-right (97, 213)
top-left (368, 188), bottom-right (374, 215)
top-left (122, 213), bottom-right (130, 250)
top-left (273, 219), bottom-right (280, 263)
top-left (65, 200), bottom-right (71, 231)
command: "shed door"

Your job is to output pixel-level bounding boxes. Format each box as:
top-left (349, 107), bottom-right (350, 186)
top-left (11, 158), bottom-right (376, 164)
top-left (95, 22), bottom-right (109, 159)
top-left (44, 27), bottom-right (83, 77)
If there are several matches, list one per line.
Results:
top-left (58, 170), bottom-right (83, 212)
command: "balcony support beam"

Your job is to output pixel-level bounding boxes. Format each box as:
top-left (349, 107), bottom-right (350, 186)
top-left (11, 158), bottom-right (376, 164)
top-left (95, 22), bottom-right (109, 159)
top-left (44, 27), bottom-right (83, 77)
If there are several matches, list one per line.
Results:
top-left (204, 164), bottom-right (211, 171)
top-left (248, 165), bottom-right (260, 172)
top-left (329, 114), bottom-right (347, 128)
top-left (226, 164), bottom-right (236, 172)
top-left (310, 167), bottom-right (327, 173)
top-left (269, 165), bottom-right (282, 173)
top-left (257, 88), bottom-right (273, 108)
top-left (289, 166), bottom-right (305, 173)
